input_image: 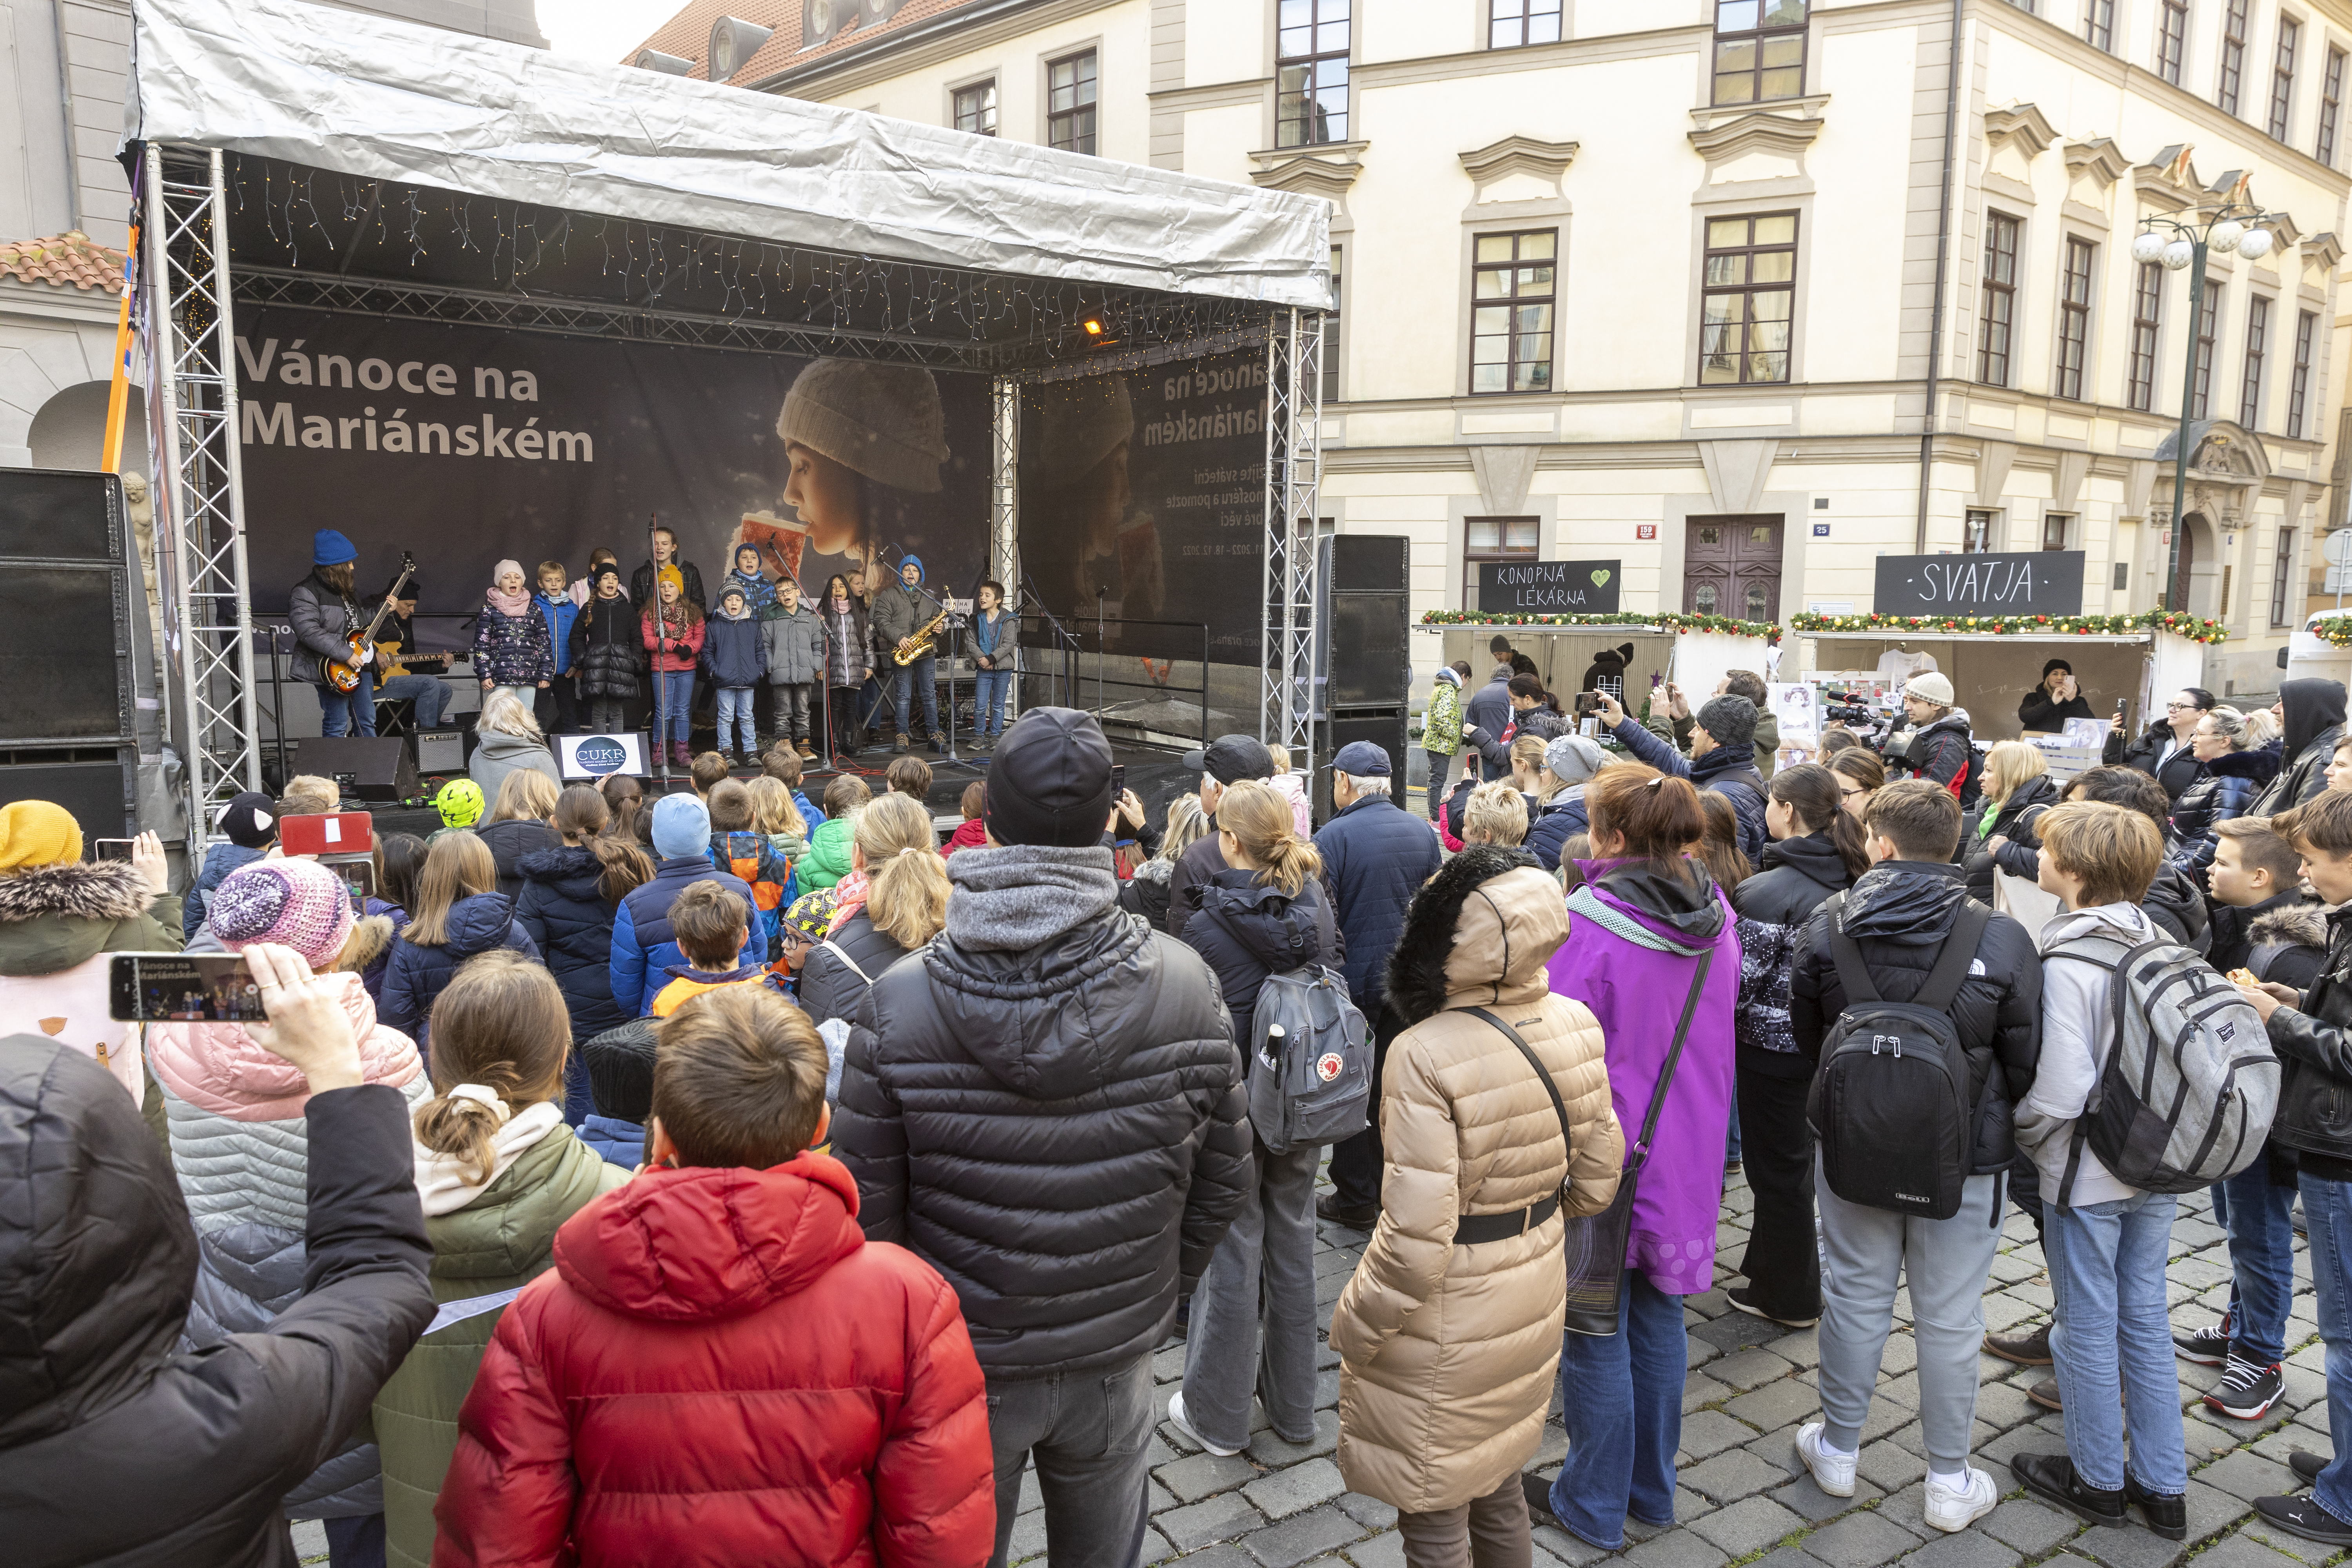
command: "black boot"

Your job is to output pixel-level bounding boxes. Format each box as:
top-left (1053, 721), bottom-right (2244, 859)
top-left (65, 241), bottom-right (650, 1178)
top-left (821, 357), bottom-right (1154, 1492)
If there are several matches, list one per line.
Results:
top-left (2126, 1475), bottom-right (2187, 1540)
top-left (2012, 1454), bottom-right (2125, 1528)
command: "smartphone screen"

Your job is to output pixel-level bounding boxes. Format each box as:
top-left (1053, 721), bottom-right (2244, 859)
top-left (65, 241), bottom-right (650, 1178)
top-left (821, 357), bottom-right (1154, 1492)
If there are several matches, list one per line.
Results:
top-left (109, 953), bottom-right (267, 1022)
top-left (92, 838), bottom-right (135, 862)
top-left (319, 852), bottom-right (376, 909)
top-left (1109, 764), bottom-right (1126, 800)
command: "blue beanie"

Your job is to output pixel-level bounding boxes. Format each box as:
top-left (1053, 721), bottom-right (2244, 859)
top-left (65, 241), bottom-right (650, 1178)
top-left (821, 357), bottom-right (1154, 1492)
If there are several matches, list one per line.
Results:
top-left (312, 529), bottom-right (358, 566)
top-left (899, 555), bottom-right (924, 581)
top-left (650, 792), bottom-right (711, 860)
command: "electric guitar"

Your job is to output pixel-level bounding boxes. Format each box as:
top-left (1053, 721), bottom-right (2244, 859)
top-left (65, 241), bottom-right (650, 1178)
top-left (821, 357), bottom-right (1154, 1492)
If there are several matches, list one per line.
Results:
top-left (323, 551), bottom-right (416, 692)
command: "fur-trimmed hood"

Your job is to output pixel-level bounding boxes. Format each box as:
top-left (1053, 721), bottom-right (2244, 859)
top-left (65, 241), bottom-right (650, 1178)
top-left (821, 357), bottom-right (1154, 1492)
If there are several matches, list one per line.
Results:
top-left (1383, 846), bottom-right (1542, 1029)
top-left (332, 914), bottom-right (395, 979)
top-left (2252, 902), bottom-right (2333, 951)
top-left (0, 860), bottom-right (172, 978)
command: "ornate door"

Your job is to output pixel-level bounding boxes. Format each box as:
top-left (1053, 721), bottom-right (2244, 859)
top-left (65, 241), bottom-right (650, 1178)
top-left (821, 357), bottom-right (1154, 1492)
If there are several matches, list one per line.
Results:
top-left (1684, 515), bottom-right (1784, 622)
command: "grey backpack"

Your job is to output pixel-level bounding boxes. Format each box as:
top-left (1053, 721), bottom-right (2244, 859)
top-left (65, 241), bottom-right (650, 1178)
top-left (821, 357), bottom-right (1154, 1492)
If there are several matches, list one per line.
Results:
top-left (2060, 933), bottom-right (2279, 1200)
top-left (1247, 965), bottom-right (1373, 1154)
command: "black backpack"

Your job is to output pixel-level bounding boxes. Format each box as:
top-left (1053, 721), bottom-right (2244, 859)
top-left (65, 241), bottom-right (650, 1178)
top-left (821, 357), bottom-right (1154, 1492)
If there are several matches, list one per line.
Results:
top-left (1807, 897), bottom-right (1991, 1221)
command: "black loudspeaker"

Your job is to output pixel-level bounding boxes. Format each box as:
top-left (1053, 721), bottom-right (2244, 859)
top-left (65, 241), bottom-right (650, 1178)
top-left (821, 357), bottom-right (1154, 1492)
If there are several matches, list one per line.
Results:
top-left (289, 736), bottom-right (417, 803)
top-left (0, 469), bottom-right (134, 745)
top-left (414, 729), bottom-right (466, 773)
top-left (0, 758), bottom-right (133, 839)
top-left (1319, 535), bottom-right (1410, 710)
top-left (1311, 712), bottom-right (1413, 824)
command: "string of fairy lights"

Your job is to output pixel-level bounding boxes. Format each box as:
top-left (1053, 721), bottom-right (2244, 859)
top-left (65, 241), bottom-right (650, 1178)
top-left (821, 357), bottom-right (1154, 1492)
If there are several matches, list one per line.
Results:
top-left (222, 156), bottom-right (1294, 376)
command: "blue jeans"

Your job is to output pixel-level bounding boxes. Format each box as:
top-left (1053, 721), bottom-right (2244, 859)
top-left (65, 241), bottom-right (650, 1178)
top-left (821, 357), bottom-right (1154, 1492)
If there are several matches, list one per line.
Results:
top-left (973, 666), bottom-right (1012, 734)
top-left (2211, 1163), bottom-right (2299, 1366)
top-left (1551, 1273), bottom-right (1686, 1548)
top-left (2299, 1174), bottom-right (2352, 1524)
top-left (374, 673), bottom-right (447, 728)
top-left (315, 671), bottom-right (375, 737)
top-left (893, 652), bottom-right (938, 738)
top-left (652, 671), bottom-right (693, 743)
top-left (715, 686), bottom-right (757, 753)
top-left (2046, 1191), bottom-right (2188, 1496)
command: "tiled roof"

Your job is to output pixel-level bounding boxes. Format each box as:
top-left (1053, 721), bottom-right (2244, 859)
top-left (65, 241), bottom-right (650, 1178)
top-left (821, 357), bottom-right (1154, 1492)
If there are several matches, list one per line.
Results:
top-left (0, 231), bottom-right (129, 293)
top-left (626, 0), bottom-right (986, 87)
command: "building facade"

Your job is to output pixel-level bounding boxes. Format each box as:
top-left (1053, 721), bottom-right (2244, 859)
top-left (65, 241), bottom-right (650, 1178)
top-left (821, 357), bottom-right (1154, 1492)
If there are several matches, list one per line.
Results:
top-left (635, 0), bottom-right (2352, 694)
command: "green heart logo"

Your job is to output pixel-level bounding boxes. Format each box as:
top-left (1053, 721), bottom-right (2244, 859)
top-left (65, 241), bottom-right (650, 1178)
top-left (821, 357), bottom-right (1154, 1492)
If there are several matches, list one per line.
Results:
top-left (1590, 568), bottom-right (1612, 587)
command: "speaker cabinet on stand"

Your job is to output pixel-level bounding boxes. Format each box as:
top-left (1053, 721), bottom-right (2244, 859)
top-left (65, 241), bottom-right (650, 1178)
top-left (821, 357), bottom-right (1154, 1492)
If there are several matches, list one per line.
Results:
top-left (1312, 535), bottom-right (1413, 824)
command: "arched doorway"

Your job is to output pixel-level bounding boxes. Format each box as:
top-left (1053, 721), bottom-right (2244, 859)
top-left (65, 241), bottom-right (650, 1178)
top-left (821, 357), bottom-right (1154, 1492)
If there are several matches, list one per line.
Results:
top-left (2172, 512), bottom-right (2223, 618)
top-left (27, 381), bottom-right (148, 473)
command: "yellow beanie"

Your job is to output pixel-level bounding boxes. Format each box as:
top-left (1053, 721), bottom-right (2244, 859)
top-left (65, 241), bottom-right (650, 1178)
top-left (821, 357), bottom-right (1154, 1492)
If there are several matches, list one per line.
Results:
top-left (0, 801), bottom-right (84, 871)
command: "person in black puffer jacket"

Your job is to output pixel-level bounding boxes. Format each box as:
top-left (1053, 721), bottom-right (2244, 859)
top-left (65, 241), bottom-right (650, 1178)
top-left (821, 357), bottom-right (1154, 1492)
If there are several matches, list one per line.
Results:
top-left (2103, 686), bottom-right (2213, 806)
top-left (0, 960), bottom-right (434, 1568)
top-left (2252, 678), bottom-right (2348, 817)
top-left (799, 796), bottom-right (949, 1028)
top-left (566, 565), bottom-right (643, 733)
top-left (1169, 780), bottom-right (1340, 1456)
top-left (833, 708), bottom-right (1250, 1568)
top-left (1964, 746), bottom-right (2063, 902)
top-left (2167, 706), bottom-right (2279, 871)
top-left (379, 833), bottom-right (540, 1052)
top-left (515, 787), bottom-right (652, 1119)
top-left (1727, 763), bottom-right (1869, 1328)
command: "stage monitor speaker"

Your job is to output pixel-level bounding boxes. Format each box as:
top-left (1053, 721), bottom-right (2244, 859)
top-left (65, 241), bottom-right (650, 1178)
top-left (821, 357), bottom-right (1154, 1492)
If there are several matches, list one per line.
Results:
top-left (1328, 534), bottom-right (1407, 594)
top-left (0, 468), bottom-right (133, 745)
top-left (414, 729), bottom-right (467, 774)
top-left (289, 736), bottom-right (417, 804)
top-left (0, 759), bottom-right (133, 840)
top-left (1319, 535), bottom-right (1411, 711)
top-left (1310, 711), bottom-right (1411, 825)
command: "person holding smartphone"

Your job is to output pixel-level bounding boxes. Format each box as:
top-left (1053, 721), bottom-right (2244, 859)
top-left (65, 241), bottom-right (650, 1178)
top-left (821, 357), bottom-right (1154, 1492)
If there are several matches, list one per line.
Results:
top-left (2019, 658), bottom-right (2096, 733)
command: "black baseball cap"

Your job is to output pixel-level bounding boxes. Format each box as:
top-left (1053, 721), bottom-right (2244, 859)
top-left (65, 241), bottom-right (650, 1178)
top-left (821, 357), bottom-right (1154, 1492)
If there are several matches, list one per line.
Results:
top-left (984, 707), bottom-right (1116, 848)
top-left (1180, 734), bottom-right (1276, 786)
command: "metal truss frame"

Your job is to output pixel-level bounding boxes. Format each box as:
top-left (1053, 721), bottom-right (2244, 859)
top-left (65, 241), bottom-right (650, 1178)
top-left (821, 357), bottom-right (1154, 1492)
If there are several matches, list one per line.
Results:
top-left (1260, 307), bottom-right (1323, 756)
top-left (147, 145), bottom-right (262, 854)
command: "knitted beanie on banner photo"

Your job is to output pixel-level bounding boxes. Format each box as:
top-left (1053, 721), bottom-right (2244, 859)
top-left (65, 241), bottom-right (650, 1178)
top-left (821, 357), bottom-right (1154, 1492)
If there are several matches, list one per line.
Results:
top-left (775, 359), bottom-right (949, 493)
top-left (209, 858), bottom-right (356, 968)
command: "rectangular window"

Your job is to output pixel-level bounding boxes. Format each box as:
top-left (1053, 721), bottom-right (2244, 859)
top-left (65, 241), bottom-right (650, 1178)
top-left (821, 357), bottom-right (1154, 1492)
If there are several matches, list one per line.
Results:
top-left (2043, 513), bottom-right (2075, 551)
top-left (2055, 236), bottom-right (2096, 401)
top-left (1964, 509), bottom-right (1999, 552)
top-left (2271, 16), bottom-right (2299, 140)
top-left (1463, 516), bottom-right (1538, 607)
top-left (2192, 282), bottom-right (2222, 419)
top-left (1978, 212), bottom-right (2020, 386)
top-left (953, 80), bottom-right (998, 136)
top-left (2291, 308), bottom-right (2318, 438)
top-left (2083, 0), bottom-right (2114, 50)
top-left (1277, 0), bottom-right (1350, 147)
top-left (1323, 246), bottom-right (1341, 404)
top-left (1489, 0), bottom-right (1561, 48)
top-left (2158, 0), bottom-right (2189, 84)
top-left (2323, 48), bottom-right (2345, 164)
top-left (1046, 51), bottom-right (1097, 154)
top-left (2220, 0), bottom-right (2249, 115)
top-left (2128, 260), bottom-right (2164, 411)
top-left (1470, 230), bottom-right (1556, 395)
top-left (2274, 527), bottom-right (2299, 625)
top-left (2241, 294), bottom-right (2270, 427)
top-left (1711, 0), bottom-right (1808, 106)
top-left (1699, 212), bottom-right (1798, 385)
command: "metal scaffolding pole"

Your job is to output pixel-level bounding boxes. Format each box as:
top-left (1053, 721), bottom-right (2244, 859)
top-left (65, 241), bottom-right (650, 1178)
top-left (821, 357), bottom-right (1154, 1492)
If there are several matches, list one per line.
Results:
top-left (990, 375), bottom-right (1021, 723)
top-left (146, 145), bottom-right (261, 857)
top-left (1260, 306), bottom-right (1323, 755)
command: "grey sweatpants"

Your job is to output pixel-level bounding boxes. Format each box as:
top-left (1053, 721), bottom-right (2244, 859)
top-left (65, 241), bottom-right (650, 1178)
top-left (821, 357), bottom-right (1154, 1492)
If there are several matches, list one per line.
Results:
top-left (1181, 1138), bottom-right (1322, 1449)
top-left (1815, 1155), bottom-right (2005, 1469)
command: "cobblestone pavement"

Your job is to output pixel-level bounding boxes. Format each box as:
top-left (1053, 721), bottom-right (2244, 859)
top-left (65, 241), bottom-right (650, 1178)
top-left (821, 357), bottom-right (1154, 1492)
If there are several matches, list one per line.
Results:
top-left (294, 1167), bottom-right (2336, 1568)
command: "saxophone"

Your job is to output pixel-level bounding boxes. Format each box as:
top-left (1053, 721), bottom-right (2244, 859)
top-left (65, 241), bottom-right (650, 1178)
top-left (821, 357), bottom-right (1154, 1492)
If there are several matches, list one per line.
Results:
top-left (894, 607), bottom-right (949, 666)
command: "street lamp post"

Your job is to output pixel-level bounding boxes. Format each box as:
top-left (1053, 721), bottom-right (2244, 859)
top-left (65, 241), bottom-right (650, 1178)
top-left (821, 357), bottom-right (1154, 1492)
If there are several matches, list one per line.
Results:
top-left (2132, 198), bottom-right (2282, 613)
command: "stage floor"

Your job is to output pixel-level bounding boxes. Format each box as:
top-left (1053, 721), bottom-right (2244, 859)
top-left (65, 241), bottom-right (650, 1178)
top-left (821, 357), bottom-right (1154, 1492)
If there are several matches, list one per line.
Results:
top-left (359, 735), bottom-right (1201, 842)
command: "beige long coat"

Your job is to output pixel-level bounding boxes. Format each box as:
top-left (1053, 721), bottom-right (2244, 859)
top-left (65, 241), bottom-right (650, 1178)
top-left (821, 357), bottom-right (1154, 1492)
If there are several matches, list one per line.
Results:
top-left (1328, 867), bottom-right (1623, 1514)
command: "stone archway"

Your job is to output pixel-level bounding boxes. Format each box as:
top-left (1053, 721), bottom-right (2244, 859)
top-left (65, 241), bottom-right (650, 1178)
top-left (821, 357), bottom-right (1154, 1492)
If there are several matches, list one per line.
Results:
top-left (2174, 512), bottom-right (2223, 618)
top-left (26, 380), bottom-right (147, 472)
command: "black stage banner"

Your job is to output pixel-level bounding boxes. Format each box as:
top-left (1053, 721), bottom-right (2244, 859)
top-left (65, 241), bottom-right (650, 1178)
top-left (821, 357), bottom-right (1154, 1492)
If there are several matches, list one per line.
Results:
top-left (1018, 351), bottom-right (1268, 661)
top-left (232, 307), bottom-right (994, 616)
top-left (1872, 550), bottom-right (2087, 617)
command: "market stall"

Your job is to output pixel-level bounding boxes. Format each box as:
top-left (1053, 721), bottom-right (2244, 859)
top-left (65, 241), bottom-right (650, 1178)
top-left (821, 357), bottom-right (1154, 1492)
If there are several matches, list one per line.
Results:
top-left (1416, 611), bottom-right (1781, 713)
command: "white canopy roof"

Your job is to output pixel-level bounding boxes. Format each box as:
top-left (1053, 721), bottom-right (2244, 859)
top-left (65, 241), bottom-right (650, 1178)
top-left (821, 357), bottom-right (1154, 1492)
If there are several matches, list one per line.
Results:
top-left (124, 0), bottom-right (1331, 310)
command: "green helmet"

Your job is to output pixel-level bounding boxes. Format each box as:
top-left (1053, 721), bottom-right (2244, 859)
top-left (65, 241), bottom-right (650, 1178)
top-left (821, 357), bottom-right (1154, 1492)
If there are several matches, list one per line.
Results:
top-left (435, 778), bottom-right (485, 828)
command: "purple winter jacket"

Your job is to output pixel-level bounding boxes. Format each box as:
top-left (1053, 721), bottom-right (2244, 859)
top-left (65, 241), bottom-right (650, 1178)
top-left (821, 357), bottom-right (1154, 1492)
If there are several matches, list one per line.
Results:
top-left (1546, 861), bottom-right (1740, 1295)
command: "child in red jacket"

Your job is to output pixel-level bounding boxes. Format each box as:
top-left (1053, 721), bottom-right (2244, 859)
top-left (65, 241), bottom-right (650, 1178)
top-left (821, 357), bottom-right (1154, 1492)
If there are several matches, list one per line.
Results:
top-left (431, 986), bottom-right (995, 1567)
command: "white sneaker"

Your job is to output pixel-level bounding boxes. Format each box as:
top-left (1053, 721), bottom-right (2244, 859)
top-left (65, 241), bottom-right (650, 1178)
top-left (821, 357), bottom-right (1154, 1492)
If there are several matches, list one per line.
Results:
top-left (1165, 1390), bottom-right (1241, 1458)
top-left (1922, 1466), bottom-right (1998, 1533)
top-left (1796, 1422), bottom-right (1856, 1497)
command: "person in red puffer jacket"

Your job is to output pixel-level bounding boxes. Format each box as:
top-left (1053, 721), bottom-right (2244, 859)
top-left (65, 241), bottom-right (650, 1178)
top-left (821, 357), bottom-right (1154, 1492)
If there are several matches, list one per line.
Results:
top-left (431, 986), bottom-right (994, 1567)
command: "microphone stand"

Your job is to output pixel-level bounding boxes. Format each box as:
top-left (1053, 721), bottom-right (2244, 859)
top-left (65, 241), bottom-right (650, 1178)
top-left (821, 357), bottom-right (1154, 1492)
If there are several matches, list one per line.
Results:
top-left (1095, 585), bottom-right (1108, 720)
top-left (1020, 570), bottom-right (1080, 710)
top-left (646, 511), bottom-right (670, 788)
